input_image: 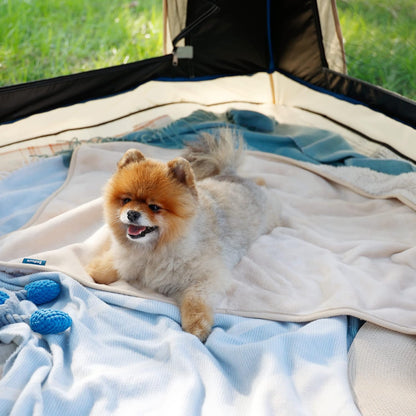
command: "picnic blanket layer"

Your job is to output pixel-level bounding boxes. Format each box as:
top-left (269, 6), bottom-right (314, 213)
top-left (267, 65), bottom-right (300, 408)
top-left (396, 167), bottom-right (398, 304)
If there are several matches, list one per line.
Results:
top-left (0, 141), bottom-right (415, 334)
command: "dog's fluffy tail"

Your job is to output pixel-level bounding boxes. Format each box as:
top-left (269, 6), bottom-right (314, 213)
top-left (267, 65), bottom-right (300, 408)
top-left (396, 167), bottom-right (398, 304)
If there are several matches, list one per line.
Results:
top-left (182, 129), bottom-right (244, 180)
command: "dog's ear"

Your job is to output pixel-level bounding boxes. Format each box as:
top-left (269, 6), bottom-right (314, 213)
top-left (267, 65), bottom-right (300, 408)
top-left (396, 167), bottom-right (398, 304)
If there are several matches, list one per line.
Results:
top-left (168, 157), bottom-right (197, 196)
top-left (117, 149), bottom-right (145, 169)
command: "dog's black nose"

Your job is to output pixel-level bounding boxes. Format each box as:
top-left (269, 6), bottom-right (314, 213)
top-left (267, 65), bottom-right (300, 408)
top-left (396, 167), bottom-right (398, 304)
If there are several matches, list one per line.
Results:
top-left (127, 210), bottom-right (141, 223)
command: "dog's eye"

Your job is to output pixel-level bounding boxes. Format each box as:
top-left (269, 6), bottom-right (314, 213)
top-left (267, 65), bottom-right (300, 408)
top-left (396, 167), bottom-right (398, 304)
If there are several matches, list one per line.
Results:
top-left (122, 198), bottom-right (132, 205)
top-left (148, 204), bottom-right (161, 212)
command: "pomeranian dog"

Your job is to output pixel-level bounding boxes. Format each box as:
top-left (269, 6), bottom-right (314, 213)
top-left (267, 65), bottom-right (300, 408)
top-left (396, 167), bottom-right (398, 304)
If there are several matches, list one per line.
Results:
top-left (87, 130), bottom-right (280, 341)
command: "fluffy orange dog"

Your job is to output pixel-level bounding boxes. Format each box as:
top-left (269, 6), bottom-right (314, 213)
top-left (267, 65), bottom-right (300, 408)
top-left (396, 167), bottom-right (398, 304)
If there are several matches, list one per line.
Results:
top-left (87, 130), bottom-right (280, 341)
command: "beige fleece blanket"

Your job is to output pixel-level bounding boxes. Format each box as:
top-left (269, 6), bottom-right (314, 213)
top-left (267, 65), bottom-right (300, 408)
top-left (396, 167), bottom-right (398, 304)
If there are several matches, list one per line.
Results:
top-left (1, 142), bottom-right (416, 334)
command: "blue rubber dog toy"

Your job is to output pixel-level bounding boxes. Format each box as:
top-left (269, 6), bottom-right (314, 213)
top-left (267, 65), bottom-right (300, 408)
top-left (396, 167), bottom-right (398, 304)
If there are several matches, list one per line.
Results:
top-left (0, 279), bottom-right (72, 335)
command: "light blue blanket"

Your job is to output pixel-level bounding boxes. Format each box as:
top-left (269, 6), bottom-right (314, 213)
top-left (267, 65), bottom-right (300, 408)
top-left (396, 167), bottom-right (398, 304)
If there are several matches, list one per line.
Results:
top-left (0, 271), bottom-right (360, 415)
top-left (0, 155), bottom-right (67, 235)
top-left (3, 109), bottom-right (410, 415)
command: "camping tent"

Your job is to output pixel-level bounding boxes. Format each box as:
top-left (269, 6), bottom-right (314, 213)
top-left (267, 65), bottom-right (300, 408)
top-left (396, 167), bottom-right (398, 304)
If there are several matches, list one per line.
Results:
top-left (1, 0), bottom-right (415, 157)
top-left (1, 1), bottom-right (415, 415)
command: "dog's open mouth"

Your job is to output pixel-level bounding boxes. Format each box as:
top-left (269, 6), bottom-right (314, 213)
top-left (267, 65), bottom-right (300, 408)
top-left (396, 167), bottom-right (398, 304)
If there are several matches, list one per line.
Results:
top-left (127, 225), bottom-right (158, 239)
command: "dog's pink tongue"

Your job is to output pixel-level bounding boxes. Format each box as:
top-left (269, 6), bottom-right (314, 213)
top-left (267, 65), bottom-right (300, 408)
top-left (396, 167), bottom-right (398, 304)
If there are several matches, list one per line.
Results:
top-left (128, 225), bottom-right (146, 235)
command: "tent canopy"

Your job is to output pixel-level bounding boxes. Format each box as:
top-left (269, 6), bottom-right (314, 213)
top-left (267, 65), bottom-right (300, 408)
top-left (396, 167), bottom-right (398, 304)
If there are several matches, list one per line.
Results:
top-left (0, 0), bottom-right (415, 127)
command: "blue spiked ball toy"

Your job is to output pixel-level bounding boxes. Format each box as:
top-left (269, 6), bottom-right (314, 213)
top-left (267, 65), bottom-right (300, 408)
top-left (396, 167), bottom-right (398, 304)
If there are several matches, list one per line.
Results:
top-left (30, 309), bottom-right (72, 335)
top-left (0, 279), bottom-right (72, 335)
top-left (0, 291), bottom-right (8, 305)
top-left (23, 280), bottom-right (61, 305)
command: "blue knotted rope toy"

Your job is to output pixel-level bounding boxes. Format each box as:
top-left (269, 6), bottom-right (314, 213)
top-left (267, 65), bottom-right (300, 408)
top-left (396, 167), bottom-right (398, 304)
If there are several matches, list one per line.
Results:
top-left (0, 279), bottom-right (72, 335)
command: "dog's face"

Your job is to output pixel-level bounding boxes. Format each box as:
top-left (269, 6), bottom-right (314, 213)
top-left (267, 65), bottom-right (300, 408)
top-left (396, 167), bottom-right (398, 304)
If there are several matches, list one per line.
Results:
top-left (104, 149), bottom-right (198, 248)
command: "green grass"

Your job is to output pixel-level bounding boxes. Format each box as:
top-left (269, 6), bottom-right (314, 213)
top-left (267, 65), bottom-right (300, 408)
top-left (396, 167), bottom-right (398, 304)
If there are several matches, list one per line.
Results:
top-left (337, 0), bottom-right (416, 100)
top-left (0, 0), bottom-right (163, 86)
top-left (0, 0), bottom-right (415, 101)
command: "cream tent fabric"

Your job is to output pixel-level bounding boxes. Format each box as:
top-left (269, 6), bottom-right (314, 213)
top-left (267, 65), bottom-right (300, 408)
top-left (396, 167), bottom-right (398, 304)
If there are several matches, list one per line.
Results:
top-left (349, 323), bottom-right (416, 416)
top-left (1, 72), bottom-right (415, 171)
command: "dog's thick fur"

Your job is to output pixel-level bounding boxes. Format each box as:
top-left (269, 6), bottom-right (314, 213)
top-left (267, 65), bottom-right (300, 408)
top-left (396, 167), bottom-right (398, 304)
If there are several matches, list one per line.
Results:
top-left (87, 130), bottom-right (280, 341)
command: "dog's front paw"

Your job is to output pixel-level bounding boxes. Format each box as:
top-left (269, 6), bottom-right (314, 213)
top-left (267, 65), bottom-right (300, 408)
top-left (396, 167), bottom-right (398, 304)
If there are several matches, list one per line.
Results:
top-left (87, 252), bottom-right (119, 285)
top-left (180, 294), bottom-right (213, 342)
